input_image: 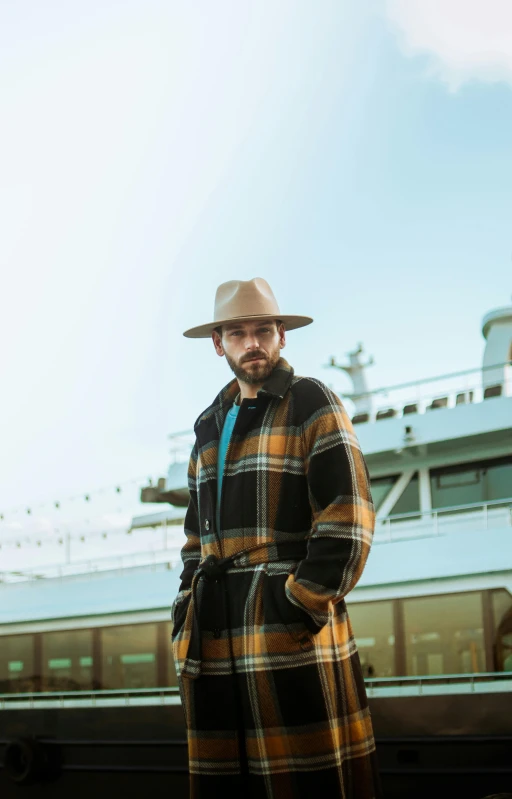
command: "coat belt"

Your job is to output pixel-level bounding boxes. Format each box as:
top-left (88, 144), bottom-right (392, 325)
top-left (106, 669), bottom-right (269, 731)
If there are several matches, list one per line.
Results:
top-left (181, 544), bottom-right (306, 679)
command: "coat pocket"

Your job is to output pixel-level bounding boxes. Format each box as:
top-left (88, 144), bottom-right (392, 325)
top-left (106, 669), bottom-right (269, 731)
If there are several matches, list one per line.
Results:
top-left (264, 573), bottom-right (313, 644)
top-left (171, 592), bottom-right (192, 640)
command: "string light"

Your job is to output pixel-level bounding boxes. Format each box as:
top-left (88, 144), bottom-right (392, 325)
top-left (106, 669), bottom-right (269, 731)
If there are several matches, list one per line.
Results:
top-left (0, 475), bottom-right (157, 520)
top-left (0, 517), bottom-right (186, 551)
top-left (0, 474), bottom-right (186, 552)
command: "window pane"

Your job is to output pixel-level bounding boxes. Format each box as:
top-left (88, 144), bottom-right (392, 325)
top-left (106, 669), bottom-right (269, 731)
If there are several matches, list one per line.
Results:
top-left (431, 465), bottom-right (484, 509)
top-left (370, 476), bottom-right (397, 511)
top-left (391, 473), bottom-right (420, 516)
top-left (347, 601), bottom-right (395, 677)
top-left (102, 624), bottom-right (157, 689)
top-left (0, 635), bottom-right (35, 693)
top-left (492, 589), bottom-right (512, 672)
top-left (430, 456), bottom-right (512, 510)
top-left (404, 593), bottom-right (484, 676)
top-left (42, 630), bottom-right (93, 691)
top-left (486, 460), bottom-right (512, 501)
top-left (164, 622), bottom-right (178, 687)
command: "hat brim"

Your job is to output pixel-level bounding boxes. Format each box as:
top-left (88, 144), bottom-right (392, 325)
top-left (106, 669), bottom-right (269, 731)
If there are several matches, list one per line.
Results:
top-left (183, 314), bottom-right (313, 339)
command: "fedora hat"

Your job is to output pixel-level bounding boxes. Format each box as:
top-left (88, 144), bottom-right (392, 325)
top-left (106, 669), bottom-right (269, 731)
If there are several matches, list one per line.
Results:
top-left (183, 278), bottom-right (313, 338)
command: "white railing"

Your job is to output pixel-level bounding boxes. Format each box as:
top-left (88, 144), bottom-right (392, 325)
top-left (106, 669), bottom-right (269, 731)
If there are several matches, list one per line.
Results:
top-left (365, 671), bottom-right (512, 697)
top-left (376, 496), bottom-right (512, 543)
top-left (1, 498), bottom-right (510, 582)
top-left (342, 361), bottom-right (512, 422)
top-left (167, 429), bottom-right (195, 464)
top-left (0, 545), bottom-right (183, 583)
top-left (1, 673), bottom-right (511, 709)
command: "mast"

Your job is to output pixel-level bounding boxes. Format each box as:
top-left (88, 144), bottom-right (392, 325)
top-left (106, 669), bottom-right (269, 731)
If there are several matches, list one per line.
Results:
top-left (328, 342), bottom-right (375, 417)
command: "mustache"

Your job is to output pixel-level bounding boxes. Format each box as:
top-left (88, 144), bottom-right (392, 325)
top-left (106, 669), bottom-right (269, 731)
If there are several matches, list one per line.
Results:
top-left (241, 353), bottom-right (267, 363)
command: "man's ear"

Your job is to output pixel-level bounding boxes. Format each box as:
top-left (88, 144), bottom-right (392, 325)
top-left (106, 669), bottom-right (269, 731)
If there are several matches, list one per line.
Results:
top-left (212, 329), bottom-right (225, 357)
top-left (278, 323), bottom-right (286, 349)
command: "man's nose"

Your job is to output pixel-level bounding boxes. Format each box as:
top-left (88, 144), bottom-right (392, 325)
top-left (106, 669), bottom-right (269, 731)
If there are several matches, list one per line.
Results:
top-left (245, 335), bottom-right (260, 349)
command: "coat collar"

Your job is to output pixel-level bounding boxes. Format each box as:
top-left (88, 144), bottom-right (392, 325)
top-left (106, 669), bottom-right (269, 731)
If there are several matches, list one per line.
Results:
top-left (194, 357), bottom-right (295, 432)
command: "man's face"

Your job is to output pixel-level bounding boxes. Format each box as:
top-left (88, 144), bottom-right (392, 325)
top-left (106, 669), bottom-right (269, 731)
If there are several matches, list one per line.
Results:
top-left (212, 319), bottom-right (286, 385)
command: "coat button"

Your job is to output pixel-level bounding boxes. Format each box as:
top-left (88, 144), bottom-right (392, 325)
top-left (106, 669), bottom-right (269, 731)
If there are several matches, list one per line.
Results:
top-left (204, 519), bottom-right (210, 531)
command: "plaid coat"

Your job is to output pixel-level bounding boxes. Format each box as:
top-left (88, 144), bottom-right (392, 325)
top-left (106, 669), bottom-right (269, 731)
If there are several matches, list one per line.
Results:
top-left (171, 359), bottom-right (381, 798)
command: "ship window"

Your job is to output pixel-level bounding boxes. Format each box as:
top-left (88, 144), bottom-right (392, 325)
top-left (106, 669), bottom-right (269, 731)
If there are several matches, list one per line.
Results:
top-left (102, 623), bottom-right (158, 689)
top-left (403, 592), bottom-right (484, 676)
top-left (487, 460), bottom-right (512, 501)
top-left (430, 456), bottom-right (512, 510)
top-left (492, 589), bottom-right (512, 672)
top-left (0, 635), bottom-right (34, 693)
top-left (390, 473), bottom-right (420, 516)
top-left (439, 471), bottom-right (480, 488)
top-left (431, 467), bottom-right (485, 509)
top-left (346, 600), bottom-right (395, 677)
top-left (370, 476), bottom-right (397, 511)
top-left (42, 629), bottom-right (93, 692)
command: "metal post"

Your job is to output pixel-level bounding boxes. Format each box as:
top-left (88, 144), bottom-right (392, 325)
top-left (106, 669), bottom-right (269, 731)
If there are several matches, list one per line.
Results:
top-left (393, 599), bottom-right (407, 677)
top-left (482, 590), bottom-right (496, 674)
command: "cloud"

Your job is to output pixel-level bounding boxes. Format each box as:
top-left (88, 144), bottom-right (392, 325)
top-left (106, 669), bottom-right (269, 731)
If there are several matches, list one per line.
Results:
top-left (386, 0), bottom-right (512, 89)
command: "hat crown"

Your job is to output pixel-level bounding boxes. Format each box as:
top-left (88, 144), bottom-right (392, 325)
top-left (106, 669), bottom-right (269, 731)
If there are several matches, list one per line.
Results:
top-left (182, 276), bottom-right (313, 337)
top-left (214, 278), bottom-right (280, 323)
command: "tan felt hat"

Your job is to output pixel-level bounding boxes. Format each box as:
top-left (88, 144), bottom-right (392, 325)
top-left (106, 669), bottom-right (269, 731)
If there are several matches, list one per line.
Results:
top-left (183, 277), bottom-right (313, 338)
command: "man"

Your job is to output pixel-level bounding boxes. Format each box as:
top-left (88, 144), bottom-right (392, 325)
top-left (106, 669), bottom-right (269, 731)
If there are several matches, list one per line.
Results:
top-left (172, 278), bottom-right (381, 798)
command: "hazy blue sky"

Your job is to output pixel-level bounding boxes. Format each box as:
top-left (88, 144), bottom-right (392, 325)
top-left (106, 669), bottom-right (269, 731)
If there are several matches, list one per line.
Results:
top-left (1, 0), bottom-right (511, 519)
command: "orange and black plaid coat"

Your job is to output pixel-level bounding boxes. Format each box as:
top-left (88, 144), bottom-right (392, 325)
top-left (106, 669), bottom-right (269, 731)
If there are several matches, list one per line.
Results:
top-left (171, 359), bottom-right (381, 798)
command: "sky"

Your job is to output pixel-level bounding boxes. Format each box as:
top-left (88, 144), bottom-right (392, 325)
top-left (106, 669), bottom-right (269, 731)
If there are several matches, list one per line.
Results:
top-left (1, 0), bottom-right (511, 528)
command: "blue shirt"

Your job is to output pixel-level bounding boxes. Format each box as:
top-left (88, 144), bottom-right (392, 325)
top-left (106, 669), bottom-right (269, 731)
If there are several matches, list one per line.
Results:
top-left (216, 402), bottom-right (240, 533)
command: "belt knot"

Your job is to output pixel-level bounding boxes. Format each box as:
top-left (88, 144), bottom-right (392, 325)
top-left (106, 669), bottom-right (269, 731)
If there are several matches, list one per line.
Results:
top-left (198, 554), bottom-right (228, 581)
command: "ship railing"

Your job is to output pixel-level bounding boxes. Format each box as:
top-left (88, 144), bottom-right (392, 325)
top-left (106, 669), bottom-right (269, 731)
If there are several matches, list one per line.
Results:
top-left (0, 545), bottom-right (183, 583)
top-left (376, 496), bottom-right (512, 543)
top-left (364, 670), bottom-right (512, 697)
top-left (344, 360), bottom-right (512, 423)
top-left (167, 429), bottom-right (196, 464)
top-left (1, 497), bottom-right (510, 580)
top-left (1, 672), bottom-right (511, 709)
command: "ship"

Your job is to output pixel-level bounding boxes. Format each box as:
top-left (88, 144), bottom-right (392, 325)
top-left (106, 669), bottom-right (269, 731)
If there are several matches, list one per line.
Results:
top-left (1, 300), bottom-right (511, 798)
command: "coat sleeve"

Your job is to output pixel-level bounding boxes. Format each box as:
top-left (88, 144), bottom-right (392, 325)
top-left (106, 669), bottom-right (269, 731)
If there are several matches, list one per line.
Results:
top-left (171, 442), bottom-right (201, 622)
top-left (285, 383), bottom-right (375, 633)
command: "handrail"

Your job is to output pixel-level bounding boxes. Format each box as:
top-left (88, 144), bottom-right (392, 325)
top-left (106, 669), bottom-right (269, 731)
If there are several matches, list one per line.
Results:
top-left (365, 671), bottom-right (512, 685)
top-left (1, 673), bottom-right (510, 707)
top-left (378, 495), bottom-right (512, 524)
top-left (0, 686), bottom-right (181, 701)
top-left (375, 496), bottom-right (512, 542)
top-left (341, 360), bottom-right (512, 399)
top-left (1, 496), bottom-right (510, 581)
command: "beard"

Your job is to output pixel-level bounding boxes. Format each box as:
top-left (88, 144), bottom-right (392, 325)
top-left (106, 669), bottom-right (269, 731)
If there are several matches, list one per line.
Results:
top-left (225, 348), bottom-right (281, 385)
